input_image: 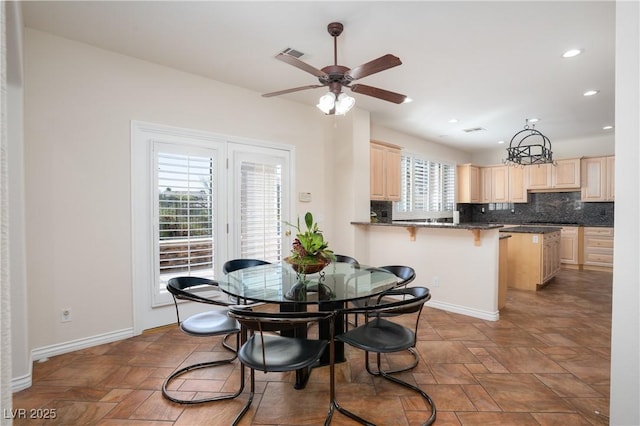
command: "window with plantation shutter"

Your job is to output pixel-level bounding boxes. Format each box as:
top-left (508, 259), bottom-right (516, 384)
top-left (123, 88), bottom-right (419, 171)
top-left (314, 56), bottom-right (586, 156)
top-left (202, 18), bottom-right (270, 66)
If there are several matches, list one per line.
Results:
top-left (132, 122), bottom-right (293, 331)
top-left (238, 160), bottom-right (283, 261)
top-left (229, 145), bottom-right (290, 263)
top-left (395, 153), bottom-right (455, 219)
top-left (155, 147), bottom-right (217, 292)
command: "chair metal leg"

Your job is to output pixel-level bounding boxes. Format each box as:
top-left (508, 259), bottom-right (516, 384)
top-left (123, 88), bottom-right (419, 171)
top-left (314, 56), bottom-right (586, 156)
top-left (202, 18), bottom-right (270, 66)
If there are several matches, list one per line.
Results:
top-left (162, 333), bottom-right (242, 405)
top-left (364, 347), bottom-right (419, 375)
top-left (373, 352), bottom-right (437, 426)
top-left (231, 364), bottom-right (254, 426)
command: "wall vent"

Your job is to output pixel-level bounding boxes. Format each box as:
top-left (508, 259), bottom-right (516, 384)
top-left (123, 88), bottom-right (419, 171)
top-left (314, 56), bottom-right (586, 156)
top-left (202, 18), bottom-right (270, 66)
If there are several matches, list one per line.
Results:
top-left (462, 127), bottom-right (486, 133)
top-left (281, 48), bottom-right (304, 58)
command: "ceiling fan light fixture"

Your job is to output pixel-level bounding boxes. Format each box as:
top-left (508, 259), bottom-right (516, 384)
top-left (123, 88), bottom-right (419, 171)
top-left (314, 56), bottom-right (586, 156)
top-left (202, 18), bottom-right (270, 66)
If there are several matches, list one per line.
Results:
top-left (334, 93), bottom-right (355, 115)
top-left (317, 92), bottom-right (336, 114)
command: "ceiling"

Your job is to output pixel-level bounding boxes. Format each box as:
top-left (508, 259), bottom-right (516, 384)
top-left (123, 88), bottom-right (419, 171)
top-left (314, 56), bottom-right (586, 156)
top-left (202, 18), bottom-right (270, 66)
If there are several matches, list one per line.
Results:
top-left (21, 1), bottom-right (616, 153)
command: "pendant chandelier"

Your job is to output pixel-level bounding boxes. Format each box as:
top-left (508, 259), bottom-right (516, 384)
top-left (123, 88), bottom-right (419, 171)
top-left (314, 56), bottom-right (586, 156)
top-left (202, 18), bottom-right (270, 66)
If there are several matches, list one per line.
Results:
top-left (505, 119), bottom-right (554, 166)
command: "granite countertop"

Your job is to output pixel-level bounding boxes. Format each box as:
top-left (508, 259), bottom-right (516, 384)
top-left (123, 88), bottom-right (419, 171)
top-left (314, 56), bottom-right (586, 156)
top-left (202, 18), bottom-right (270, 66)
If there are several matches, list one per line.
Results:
top-left (499, 226), bottom-right (562, 234)
top-left (351, 221), bottom-right (503, 230)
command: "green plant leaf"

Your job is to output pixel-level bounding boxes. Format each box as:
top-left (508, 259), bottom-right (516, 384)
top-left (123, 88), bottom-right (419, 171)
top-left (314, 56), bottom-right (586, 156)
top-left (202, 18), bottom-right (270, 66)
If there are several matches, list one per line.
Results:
top-left (304, 212), bottom-right (313, 230)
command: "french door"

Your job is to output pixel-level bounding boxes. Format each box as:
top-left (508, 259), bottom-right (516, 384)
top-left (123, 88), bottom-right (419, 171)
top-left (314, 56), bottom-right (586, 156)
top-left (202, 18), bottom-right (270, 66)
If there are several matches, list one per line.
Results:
top-left (132, 122), bottom-right (293, 333)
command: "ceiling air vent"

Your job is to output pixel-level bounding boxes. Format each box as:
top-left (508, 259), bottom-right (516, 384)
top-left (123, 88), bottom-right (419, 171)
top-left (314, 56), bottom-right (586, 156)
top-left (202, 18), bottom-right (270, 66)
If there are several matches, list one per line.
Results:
top-left (462, 127), bottom-right (486, 133)
top-left (281, 48), bottom-right (304, 58)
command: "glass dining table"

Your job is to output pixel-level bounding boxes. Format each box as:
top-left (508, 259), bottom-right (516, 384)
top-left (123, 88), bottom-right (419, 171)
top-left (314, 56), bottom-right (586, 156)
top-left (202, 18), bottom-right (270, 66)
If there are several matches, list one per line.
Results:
top-left (217, 261), bottom-right (399, 388)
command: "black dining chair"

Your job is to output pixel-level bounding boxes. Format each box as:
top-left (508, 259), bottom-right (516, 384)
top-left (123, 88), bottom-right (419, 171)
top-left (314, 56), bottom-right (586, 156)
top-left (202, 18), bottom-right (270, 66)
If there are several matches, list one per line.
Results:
top-left (161, 276), bottom-right (244, 405)
top-left (350, 265), bottom-right (416, 329)
top-left (333, 254), bottom-right (360, 266)
top-left (227, 307), bottom-right (336, 426)
top-left (222, 258), bottom-right (271, 274)
top-left (327, 286), bottom-right (436, 426)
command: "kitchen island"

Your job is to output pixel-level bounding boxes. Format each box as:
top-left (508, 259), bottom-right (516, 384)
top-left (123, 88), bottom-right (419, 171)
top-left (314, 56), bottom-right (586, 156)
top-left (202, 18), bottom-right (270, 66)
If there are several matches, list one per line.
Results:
top-left (351, 221), bottom-right (504, 321)
top-left (499, 226), bottom-right (562, 291)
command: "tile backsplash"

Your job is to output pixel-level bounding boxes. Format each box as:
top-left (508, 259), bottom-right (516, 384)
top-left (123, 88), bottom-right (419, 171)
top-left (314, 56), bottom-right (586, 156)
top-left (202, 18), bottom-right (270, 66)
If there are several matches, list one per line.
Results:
top-left (371, 191), bottom-right (614, 226)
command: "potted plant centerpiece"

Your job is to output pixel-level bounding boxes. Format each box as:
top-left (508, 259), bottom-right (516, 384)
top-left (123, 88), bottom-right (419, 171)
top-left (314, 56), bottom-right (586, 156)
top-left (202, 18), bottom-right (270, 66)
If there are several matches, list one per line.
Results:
top-left (284, 212), bottom-right (335, 275)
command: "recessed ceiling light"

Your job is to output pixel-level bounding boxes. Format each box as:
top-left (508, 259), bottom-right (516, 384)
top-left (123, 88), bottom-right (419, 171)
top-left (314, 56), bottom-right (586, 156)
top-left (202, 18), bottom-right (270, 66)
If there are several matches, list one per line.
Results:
top-left (448, 118), bottom-right (458, 123)
top-left (602, 125), bottom-right (614, 130)
top-left (403, 97), bottom-right (413, 104)
top-left (583, 90), bottom-right (600, 96)
top-left (527, 118), bottom-right (540, 123)
top-left (562, 49), bottom-right (583, 58)
top-left (497, 140), bottom-right (505, 144)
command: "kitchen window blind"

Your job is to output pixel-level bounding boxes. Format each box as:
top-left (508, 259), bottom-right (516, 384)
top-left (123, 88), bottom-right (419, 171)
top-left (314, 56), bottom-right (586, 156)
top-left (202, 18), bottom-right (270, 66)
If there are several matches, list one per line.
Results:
top-left (396, 153), bottom-right (455, 217)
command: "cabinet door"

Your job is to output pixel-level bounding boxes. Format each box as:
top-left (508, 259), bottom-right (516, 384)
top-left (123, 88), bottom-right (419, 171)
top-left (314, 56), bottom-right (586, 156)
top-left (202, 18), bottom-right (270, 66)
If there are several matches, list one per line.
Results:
top-left (553, 159), bottom-right (581, 188)
top-left (370, 144), bottom-right (386, 200)
top-left (560, 227), bottom-right (579, 264)
top-left (606, 156), bottom-right (615, 201)
top-left (527, 164), bottom-right (551, 189)
top-left (492, 166), bottom-right (509, 202)
top-left (508, 166), bottom-right (527, 203)
top-left (457, 164), bottom-right (480, 203)
top-left (480, 167), bottom-right (492, 203)
top-left (581, 157), bottom-right (607, 201)
top-left (386, 148), bottom-right (402, 201)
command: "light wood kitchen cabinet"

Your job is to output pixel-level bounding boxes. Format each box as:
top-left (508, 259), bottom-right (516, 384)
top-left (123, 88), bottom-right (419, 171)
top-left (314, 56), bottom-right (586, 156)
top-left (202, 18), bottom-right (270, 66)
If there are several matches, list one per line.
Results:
top-left (478, 166), bottom-right (526, 203)
top-left (527, 163), bottom-right (552, 189)
top-left (498, 236), bottom-right (509, 309)
top-left (583, 226), bottom-right (614, 269)
top-left (491, 166), bottom-right (509, 202)
top-left (581, 156), bottom-right (615, 202)
top-left (480, 167), bottom-right (492, 203)
top-left (527, 158), bottom-right (581, 190)
top-left (552, 158), bottom-right (581, 188)
top-left (560, 226), bottom-right (583, 267)
top-left (456, 164), bottom-right (480, 203)
top-left (370, 141), bottom-right (401, 201)
top-left (502, 229), bottom-right (561, 290)
top-left (508, 166), bottom-right (528, 203)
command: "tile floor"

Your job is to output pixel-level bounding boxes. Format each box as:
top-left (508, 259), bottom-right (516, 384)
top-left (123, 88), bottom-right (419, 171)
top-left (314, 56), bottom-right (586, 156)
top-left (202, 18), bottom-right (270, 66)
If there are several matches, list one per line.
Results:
top-left (12, 268), bottom-right (612, 425)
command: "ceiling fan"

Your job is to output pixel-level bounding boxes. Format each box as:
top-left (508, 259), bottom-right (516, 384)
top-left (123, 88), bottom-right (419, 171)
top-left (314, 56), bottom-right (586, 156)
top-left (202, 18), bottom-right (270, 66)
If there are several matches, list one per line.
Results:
top-left (263, 22), bottom-right (407, 115)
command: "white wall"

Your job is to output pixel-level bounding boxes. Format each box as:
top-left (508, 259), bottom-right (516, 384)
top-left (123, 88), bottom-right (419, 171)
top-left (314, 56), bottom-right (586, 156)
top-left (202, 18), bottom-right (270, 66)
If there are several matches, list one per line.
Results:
top-left (372, 123), bottom-right (473, 165)
top-left (6, 1), bottom-right (30, 391)
top-left (609, 1), bottom-right (640, 424)
top-left (471, 134), bottom-right (615, 166)
top-left (22, 29), bottom-right (330, 351)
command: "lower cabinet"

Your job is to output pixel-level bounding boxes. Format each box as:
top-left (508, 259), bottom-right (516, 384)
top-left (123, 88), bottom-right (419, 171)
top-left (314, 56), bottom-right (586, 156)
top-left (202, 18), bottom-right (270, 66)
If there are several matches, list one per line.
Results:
top-left (583, 227), bottom-right (614, 269)
top-left (560, 226), bottom-right (583, 266)
top-left (498, 236), bottom-right (509, 309)
top-left (503, 230), bottom-right (561, 291)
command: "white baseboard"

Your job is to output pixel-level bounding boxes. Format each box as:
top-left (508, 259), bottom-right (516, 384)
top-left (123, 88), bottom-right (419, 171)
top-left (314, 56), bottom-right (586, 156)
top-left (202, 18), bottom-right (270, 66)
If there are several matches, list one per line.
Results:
top-left (11, 373), bottom-right (32, 393)
top-left (426, 300), bottom-right (499, 321)
top-left (31, 328), bottom-right (135, 362)
top-left (13, 328), bottom-right (134, 393)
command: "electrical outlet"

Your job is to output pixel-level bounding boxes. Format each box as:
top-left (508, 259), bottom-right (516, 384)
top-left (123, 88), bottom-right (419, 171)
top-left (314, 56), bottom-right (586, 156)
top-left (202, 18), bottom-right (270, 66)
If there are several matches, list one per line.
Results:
top-left (432, 276), bottom-right (440, 288)
top-left (61, 308), bottom-right (72, 322)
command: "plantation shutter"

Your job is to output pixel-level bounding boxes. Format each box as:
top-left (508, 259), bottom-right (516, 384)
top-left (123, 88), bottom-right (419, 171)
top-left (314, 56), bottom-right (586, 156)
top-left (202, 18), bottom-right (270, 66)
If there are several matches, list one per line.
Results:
top-left (156, 150), bottom-right (215, 287)
top-left (396, 153), bottom-right (456, 215)
top-left (238, 160), bottom-right (283, 262)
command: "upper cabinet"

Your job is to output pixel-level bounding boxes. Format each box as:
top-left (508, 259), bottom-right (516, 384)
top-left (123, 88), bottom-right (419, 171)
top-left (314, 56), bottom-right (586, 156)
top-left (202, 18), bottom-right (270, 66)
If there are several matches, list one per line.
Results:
top-left (370, 141), bottom-right (401, 201)
top-left (456, 164), bottom-right (480, 203)
top-left (581, 156), bottom-right (615, 202)
top-left (527, 158), bottom-right (581, 191)
top-left (474, 165), bottom-right (527, 203)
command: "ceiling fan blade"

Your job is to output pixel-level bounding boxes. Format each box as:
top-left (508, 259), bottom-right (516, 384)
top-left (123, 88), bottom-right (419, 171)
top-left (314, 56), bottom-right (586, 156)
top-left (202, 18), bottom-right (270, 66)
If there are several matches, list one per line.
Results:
top-left (262, 85), bottom-right (324, 98)
top-left (350, 84), bottom-right (407, 104)
top-left (345, 54), bottom-right (402, 81)
top-left (275, 53), bottom-right (328, 79)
